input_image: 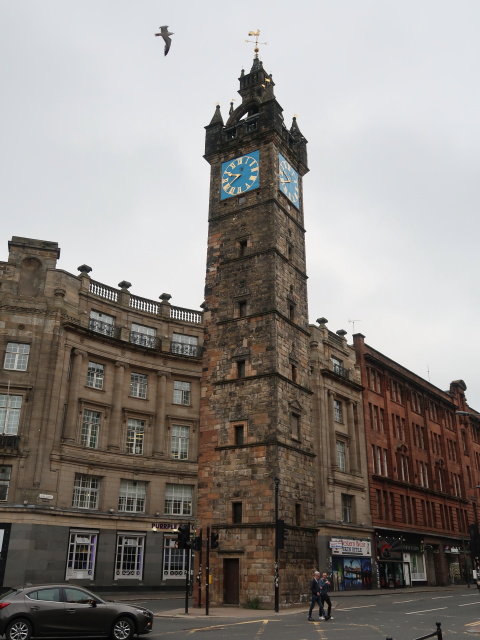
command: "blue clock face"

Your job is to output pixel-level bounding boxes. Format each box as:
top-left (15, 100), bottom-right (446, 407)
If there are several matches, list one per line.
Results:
top-left (278, 153), bottom-right (300, 209)
top-left (220, 150), bottom-right (260, 200)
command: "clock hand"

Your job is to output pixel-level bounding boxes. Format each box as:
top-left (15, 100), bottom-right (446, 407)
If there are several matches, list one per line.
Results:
top-left (229, 173), bottom-right (242, 184)
top-left (280, 171), bottom-right (291, 184)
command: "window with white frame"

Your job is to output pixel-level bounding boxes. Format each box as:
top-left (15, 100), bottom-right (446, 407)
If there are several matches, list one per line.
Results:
top-left (0, 465), bottom-right (12, 501)
top-left (115, 534), bottom-right (145, 580)
top-left (130, 323), bottom-right (156, 348)
top-left (72, 474), bottom-right (100, 509)
top-left (130, 373), bottom-right (148, 399)
top-left (65, 530), bottom-right (98, 580)
top-left (89, 310), bottom-right (115, 337)
top-left (336, 440), bottom-right (346, 471)
top-left (171, 425), bottom-right (190, 460)
top-left (4, 343), bottom-right (30, 371)
top-left (163, 536), bottom-right (187, 579)
top-left (173, 380), bottom-right (191, 405)
top-left (126, 418), bottom-right (145, 455)
top-left (0, 394), bottom-right (22, 435)
top-left (86, 362), bottom-right (104, 390)
top-left (171, 333), bottom-right (199, 357)
top-left (81, 409), bottom-right (101, 448)
top-left (334, 399), bottom-right (343, 423)
top-left (341, 494), bottom-right (353, 522)
top-left (164, 484), bottom-right (192, 516)
top-left (118, 480), bottom-right (146, 512)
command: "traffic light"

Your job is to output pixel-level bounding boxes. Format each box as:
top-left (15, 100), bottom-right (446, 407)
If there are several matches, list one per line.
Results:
top-left (193, 533), bottom-right (202, 551)
top-left (177, 524), bottom-right (191, 549)
top-left (211, 532), bottom-right (219, 549)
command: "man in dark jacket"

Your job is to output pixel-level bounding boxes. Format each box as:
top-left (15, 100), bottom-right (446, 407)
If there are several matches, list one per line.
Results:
top-left (307, 571), bottom-right (326, 620)
top-left (319, 572), bottom-right (334, 620)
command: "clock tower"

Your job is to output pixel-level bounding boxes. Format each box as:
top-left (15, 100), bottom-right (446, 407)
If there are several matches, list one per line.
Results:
top-left (197, 51), bottom-right (316, 608)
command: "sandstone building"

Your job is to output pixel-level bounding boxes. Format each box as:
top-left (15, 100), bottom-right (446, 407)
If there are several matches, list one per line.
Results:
top-left (353, 333), bottom-right (480, 588)
top-left (309, 320), bottom-right (373, 591)
top-left (0, 236), bottom-right (203, 589)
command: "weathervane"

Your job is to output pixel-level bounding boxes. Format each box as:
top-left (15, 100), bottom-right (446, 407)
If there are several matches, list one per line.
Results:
top-left (245, 29), bottom-right (267, 58)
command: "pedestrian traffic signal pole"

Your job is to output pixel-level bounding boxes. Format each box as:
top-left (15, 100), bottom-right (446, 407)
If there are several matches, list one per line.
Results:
top-left (206, 524), bottom-right (210, 616)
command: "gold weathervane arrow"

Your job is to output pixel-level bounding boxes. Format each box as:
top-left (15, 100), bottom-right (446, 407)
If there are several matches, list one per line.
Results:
top-left (245, 29), bottom-right (267, 57)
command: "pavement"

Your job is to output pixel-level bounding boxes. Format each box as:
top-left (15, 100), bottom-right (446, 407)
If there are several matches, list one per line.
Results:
top-left (102, 583), bottom-right (480, 621)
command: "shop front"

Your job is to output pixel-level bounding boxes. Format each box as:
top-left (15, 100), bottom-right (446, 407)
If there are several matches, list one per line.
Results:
top-left (330, 537), bottom-right (373, 591)
top-left (402, 537), bottom-right (426, 586)
top-left (377, 534), bottom-right (404, 588)
top-left (444, 541), bottom-right (471, 585)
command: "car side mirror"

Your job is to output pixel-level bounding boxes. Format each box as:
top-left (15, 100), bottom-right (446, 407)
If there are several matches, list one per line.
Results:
top-left (89, 600), bottom-right (97, 608)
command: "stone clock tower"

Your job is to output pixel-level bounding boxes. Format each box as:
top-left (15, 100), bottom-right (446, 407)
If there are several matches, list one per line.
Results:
top-left (197, 51), bottom-right (317, 608)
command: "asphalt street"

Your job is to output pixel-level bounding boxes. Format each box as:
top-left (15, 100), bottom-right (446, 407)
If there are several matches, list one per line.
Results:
top-left (101, 584), bottom-right (480, 640)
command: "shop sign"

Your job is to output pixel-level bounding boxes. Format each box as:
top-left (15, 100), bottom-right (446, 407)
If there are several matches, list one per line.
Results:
top-left (444, 546), bottom-right (462, 554)
top-left (151, 522), bottom-right (180, 531)
top-left (403, 543), bottom-right (424, 553)
top-left (377, 536), bottom-right (402, 561)
top-left (330, 537), bottom-right (371, 556)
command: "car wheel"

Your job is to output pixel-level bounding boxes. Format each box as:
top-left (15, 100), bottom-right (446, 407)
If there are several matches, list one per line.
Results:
top-left (111, 616), bottom-right (135, 640)
top-left (6, 618), bottom-right (33, 640)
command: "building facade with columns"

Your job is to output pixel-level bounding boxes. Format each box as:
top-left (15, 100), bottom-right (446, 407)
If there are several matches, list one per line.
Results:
top-left (0, 236), bottom-right (203, 589)
top-left (309, 320), bottom-right (373, 591)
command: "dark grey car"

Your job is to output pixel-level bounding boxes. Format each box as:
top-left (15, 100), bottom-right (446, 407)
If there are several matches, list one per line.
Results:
top-left (0, 585), bottom-right (153, 640)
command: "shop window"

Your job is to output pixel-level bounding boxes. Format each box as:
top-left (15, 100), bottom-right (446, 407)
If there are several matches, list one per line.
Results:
top-left (115, 534), bottom-right (145, 580)
top-left (65, 530), bottom-right (98, 580)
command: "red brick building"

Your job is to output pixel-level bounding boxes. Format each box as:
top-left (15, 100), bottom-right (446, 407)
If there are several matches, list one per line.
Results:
top-left (353, 333), bottom-right (480, 588)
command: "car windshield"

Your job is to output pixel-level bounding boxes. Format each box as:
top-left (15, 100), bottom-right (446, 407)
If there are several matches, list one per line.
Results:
top-left (0, 589), bottom-right (22, 601)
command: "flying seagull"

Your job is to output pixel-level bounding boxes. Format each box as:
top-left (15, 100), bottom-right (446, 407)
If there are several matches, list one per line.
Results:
top-left (155, 25), bottom-right (174, 56)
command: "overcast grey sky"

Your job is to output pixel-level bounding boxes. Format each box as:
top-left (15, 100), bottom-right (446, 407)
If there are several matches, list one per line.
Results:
top-left (1, 1), bottom-right (479, 408)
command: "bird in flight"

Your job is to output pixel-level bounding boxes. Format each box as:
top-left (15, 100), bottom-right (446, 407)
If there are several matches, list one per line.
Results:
top-left (155, 25), bottom-right (174, 56)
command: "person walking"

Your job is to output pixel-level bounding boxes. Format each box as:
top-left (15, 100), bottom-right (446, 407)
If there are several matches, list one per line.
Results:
top-left (319, 572), bottom-right (334, 620)
top-left (307, 571), bottom-right (326, 621)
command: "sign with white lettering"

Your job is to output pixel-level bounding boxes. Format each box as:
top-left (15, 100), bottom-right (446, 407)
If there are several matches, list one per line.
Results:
top-left (330, 537), bottom-right (371, 556)
top-left (151, 522), bottom-right (180, 530)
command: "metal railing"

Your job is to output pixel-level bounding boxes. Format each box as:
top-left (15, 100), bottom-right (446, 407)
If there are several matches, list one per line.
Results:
top-left (129, 331), bottom-right (158, 349)
top-left (171, 342), bottom-right (202, 357)
top-left (88, 319), bottom-right (115, 337)
top-left (0, 434), bottom-right (18, 450)
top-left (333, 363), bottom-right (349, 379)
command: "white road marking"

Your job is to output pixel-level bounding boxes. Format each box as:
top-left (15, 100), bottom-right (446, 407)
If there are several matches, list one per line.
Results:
top-left (406, 607), bottom-right (447, 615)
top-left (459, 602), bottom-right (480, 607)
top-left (339, 605), bottom-right (377, 611)
top-left (393, 599), bottom-right (415, 604)
top-left (431, 596), bottom-right (453, 600)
